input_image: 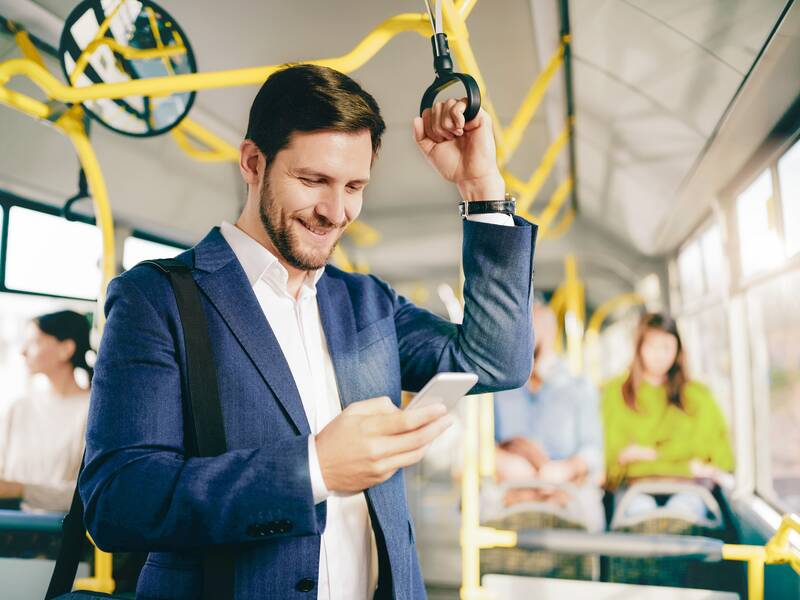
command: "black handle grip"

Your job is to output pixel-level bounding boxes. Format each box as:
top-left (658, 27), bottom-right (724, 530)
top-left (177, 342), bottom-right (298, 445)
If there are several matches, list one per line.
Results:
top-left (419, 72), bottom-right (481, 122)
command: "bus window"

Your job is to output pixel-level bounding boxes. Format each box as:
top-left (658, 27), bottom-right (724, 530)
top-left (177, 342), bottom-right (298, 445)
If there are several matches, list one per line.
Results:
top-left (122, 236), bottom-right (183, 271)
top-left (700, 225), bottom-right (727, 294)
top-left (736, 169), bottom-right (782, 278)
top-left (677, 240), bottom-right (704, 302)
top-left (778, 139), bottom-right (800, 257)
top-left (746, 270), bottom-right (800, 512)
top-left (680, 308), bottom-right (734, 430)
top-left (4, 207), bottom-right (101, 300)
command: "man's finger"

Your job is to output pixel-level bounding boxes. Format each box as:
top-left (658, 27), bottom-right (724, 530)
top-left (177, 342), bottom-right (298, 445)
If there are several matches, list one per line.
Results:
top-left (375, 413), bottom-right (454, 456)
top-left (427, 102), bottom-right (447, 142)
top-left (422, 106), bottom-right (441, 143)
top-left (378, 440), bottom-right (435, 473)
top-left (463, 107), bottom-right (486, 131)
top-left (448, 99), bottom-right (466, 133)
top-left (433, 102), bottom-right (455, 140)
top-left (413, 115), bottom-right (435, 156)
top-left (366, 403), bottom-right (447, 436)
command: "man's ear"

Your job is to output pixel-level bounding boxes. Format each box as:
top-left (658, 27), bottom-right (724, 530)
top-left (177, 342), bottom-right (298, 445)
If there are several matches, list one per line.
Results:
top-left (239, 140), bottom-right (262, 186)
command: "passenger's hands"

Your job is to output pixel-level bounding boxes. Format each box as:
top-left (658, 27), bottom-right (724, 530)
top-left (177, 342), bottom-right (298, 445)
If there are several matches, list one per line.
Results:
top-left (500, 437), bottom-right (549, 469)
top-left (618, 444), bottom-right (658, 465)
top-left (495, 445), bottom-right (538, 482)
top-left (538, 460), bottom-right (576, 484)
top-left (315, 396), bottom-right (454, 494)
top-left (413, 101), bottom-right (505, 201)
top-left (689, 459), bottom-right (735, 488)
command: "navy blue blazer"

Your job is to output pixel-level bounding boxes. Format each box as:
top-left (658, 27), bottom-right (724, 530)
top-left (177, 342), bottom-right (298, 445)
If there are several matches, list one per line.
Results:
top-left (81, 217), bottom-right (537, 599)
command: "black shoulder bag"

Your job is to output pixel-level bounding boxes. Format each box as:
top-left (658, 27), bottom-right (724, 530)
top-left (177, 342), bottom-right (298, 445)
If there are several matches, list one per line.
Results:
top-left (46, 258), bottom-right (235, 599)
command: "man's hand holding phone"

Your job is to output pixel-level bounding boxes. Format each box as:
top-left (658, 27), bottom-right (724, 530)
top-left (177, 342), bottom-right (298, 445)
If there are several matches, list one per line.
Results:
top-left (316, 396), bottom-right (454, 494)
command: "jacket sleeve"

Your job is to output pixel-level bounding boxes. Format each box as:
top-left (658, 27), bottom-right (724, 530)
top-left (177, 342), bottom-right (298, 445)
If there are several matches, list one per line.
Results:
top-left (80, 272), bottom-right (321, 552)
top-left (378, 217), bottom-right (537, 394)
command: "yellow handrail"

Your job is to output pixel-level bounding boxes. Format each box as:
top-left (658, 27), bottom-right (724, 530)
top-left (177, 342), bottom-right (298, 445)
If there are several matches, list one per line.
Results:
top-left (721, 513), bottom-right (800, 600)
top-left (0, 13), bottom-right (431, 103)
top-left (505, 125), bottom-right (570, 213)
top-left (500, 45), bottom-right (564, 165)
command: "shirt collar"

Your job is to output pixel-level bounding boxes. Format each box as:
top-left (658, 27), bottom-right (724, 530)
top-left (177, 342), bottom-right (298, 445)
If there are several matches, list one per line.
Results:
top-left (219, 221), bottom-right (324, 296)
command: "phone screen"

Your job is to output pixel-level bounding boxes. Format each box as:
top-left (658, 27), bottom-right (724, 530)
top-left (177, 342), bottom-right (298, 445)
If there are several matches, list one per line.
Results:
top-left (405, 372), bottom-right (479, 412)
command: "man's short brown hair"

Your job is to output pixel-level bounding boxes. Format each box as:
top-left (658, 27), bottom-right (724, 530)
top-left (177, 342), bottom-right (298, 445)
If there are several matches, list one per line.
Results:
top-left (245, 64), bottom-right (385, 167)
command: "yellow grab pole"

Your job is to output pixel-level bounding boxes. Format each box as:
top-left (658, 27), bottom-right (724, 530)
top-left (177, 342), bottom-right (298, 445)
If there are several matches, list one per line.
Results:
top-left (478, 394), bottom-right (495, 478)
top-left (460, 394), bottom-right (483, 599)
top-left (506, 126), bottom-right (569, 213)
top-left (0, 14), bottom-right (431, 104)
top-left (72, 37), bottom-right (187, 85)
top-left (457, 0), bottom-right (480, 19)
top-left (719, 513), bottom-right (800, 600)
top-left (541, 206), bottom-right (575, 240)
top-left (536, 177), bottom-right (573, 233)
top-left (0, 85), bottom-right (51, 119)
top-left (53, 108), bottom-right (117, 593)
top-left (171, 117), bottom-right (240, 162)
top-left (501, 46), bottom-right (564, 164)
top-left (563, 254), bottom-right (585, 375)
top-left (748, 556), bottom-right (765, 600)
top-left (11, 27), bottom-right (47, 69)
top-left (52, 107), bottom-right (117, 324)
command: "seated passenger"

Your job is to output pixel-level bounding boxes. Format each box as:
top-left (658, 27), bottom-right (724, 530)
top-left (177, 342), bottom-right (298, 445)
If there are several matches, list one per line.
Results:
top-left (493, 300), bottom-right (604, 530)
top-left (602, 312), bottom-right (734, 518)
top-left (0, 311), bottom-right (92, 512)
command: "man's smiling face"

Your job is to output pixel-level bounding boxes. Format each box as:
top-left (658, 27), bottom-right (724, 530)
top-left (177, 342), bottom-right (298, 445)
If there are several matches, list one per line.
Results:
top-left (258, 129), bottom-right (373, 271)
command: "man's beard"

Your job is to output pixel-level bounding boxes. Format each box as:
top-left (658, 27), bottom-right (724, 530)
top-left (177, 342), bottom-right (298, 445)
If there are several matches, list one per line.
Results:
top-left (258, 180), bottom-right (345, 271)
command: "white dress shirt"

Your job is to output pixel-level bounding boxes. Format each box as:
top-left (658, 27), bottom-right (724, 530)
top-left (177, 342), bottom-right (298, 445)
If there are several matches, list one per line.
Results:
top-left (220, 212), bottom-right (511, 598)
top-left (220, 222), bottom-right (376, 600)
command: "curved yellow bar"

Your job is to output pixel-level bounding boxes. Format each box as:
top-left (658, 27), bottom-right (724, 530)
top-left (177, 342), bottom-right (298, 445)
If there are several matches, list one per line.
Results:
top-left (0, 14), bottom-right (431, 103)
top-left (71, 37), bottom-right (187, 85)
top-left (587, 292), bottom-right (645, 336)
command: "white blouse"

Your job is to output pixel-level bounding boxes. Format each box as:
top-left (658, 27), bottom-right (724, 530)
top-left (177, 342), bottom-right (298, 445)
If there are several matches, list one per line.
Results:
top-left (0, 388), bottom-right (89, 512)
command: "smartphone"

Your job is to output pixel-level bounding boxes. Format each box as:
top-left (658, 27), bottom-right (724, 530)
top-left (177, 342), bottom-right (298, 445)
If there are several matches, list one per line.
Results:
top-left (405, 372), bottom-right (479, 412)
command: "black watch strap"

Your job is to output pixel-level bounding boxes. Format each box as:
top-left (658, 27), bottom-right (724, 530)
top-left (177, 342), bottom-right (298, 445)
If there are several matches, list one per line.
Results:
top-left (459, 198), bottom-right (516, 218)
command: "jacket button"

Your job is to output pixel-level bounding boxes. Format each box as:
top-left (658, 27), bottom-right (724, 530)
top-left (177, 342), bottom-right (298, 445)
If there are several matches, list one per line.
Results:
top-left (246, 524), bottom-right (261, 537)
top-left (296, 578), bottom-right (315, 592)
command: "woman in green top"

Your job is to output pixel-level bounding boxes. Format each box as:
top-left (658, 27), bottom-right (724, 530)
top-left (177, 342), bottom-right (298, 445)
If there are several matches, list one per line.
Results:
top-left (602, 313), bottom-right (734, 509)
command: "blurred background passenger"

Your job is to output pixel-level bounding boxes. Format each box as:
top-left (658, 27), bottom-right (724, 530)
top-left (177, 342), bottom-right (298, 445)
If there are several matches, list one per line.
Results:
top-left (0, 310), bottom-right (92, 512)
top-left (602, 312), bottom-right (734, 517)
top-left (493, 299), bottom-right (604, 531)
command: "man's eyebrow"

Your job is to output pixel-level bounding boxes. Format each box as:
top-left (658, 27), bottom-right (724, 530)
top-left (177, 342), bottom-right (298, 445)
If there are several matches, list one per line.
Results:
top-left (293, 167), bottom-right (369, 184)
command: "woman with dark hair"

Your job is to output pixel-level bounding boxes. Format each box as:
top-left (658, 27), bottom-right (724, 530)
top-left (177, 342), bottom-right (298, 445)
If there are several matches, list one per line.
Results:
top-left (0, 310), bottom-right (92, 512)
top-left (602, 313), bottom-right (734, 513)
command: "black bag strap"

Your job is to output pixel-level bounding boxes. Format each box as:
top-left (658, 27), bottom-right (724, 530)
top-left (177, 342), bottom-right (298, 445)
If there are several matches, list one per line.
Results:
top-left (45, 471), bottom-right (89, 599)
top-left (46, 258), bottom-right (234, 599)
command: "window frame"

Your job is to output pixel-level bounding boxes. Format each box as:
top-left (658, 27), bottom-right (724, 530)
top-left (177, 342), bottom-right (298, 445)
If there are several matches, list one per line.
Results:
top-left (0, 188), bottom-right (189, 301)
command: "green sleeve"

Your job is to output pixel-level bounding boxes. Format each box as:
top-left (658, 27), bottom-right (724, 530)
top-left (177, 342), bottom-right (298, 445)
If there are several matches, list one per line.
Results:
top-left (653, 385), bottom-right (734, 472)
top-left (697, 390), bottom-right (735, 472)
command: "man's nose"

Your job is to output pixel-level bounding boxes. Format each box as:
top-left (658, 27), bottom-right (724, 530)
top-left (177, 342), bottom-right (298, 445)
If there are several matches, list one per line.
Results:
top-left (316, 186), bottom-right (346, 226)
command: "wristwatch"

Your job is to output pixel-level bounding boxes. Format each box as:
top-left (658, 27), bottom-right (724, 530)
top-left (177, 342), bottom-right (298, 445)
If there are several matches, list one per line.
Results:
top-left (459, 194), bottom-right (516, 219)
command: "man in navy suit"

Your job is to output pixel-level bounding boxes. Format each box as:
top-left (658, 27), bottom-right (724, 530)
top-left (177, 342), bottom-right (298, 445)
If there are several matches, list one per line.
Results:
top-left (81, 64), bottom-right (537, 599)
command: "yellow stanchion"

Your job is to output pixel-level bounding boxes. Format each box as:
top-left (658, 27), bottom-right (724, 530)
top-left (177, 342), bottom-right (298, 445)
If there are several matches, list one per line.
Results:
top-left (721, 513), bottom-right (800, 600)
top-left (563, 254), bottom-right (585, 375)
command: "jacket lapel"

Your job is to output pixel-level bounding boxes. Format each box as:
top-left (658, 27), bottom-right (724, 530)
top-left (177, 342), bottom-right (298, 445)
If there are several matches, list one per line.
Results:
top-left (191, 229), bottom-right (311, 436)
top-left (316, 272), bottom-right (359, 409)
